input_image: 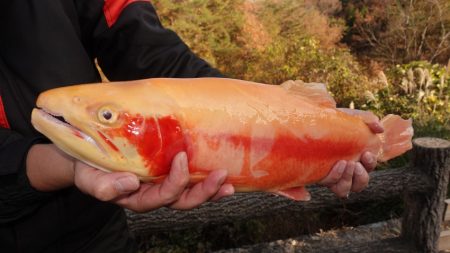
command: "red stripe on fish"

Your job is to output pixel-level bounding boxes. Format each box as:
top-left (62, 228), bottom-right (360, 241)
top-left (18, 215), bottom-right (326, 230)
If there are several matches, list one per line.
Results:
top-left (186, 132), bottom-right (362, 189)
top-left (98, 131), bottom-right (120, 152)
top-left (106, 113), bottom-right (185, 176)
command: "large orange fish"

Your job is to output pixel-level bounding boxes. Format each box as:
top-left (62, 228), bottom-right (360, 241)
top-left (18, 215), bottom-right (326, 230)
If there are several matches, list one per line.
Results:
top-left (31, 78), bottom-right (413, 200)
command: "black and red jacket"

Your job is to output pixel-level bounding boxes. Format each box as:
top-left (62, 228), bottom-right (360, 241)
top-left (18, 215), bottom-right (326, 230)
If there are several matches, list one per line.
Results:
top-left (0, 1), bottom-right (221, 252)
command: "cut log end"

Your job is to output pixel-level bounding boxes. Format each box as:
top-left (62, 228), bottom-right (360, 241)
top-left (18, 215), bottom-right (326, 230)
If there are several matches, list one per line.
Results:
top-left (413, 137), bottom-right (450, 149)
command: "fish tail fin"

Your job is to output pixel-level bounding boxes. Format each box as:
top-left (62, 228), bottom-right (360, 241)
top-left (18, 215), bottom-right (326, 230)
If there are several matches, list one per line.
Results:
top-left (378, 114), bottom-right (414, 162)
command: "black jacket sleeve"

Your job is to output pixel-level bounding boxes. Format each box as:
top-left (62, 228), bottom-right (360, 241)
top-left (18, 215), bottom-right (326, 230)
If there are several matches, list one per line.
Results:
top-left (90, 1), bottom-right (223, 80)
top-left (0, 128), bottom-right (51, 223)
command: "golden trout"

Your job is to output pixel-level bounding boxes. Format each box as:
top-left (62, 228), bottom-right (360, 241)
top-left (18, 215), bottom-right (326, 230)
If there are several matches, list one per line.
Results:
top-left (31, 78), bottom-right (413, 200)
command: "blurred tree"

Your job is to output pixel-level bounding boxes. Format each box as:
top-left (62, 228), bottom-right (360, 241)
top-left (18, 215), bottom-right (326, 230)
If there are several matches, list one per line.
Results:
top-left (153, 0), bottom-right (245, 67)
top-left (259, 0), bottom-right (344, 49)
top-left (305, 0), bottom-right (342, 15)
top-left (241, 0), bottom-right (372, 106)
top-left (341, 0), bottom-right (450, 64)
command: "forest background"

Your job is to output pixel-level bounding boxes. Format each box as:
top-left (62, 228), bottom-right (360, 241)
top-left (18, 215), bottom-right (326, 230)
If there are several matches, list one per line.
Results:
top-left (153, 0), bottom-right (450, 144)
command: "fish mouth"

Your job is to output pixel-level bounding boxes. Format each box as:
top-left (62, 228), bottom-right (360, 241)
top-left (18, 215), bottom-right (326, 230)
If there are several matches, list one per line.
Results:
top-left (34, 108), bottom-right (96, 143)
top-left (31, 108), bottom-right (107, 157)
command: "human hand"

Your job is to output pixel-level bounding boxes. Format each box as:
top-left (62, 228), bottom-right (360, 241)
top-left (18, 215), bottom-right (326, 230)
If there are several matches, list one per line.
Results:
top-left (74, 152), bottom-right (235, 212)
top-left (319, 109), bottom-right (384, 198)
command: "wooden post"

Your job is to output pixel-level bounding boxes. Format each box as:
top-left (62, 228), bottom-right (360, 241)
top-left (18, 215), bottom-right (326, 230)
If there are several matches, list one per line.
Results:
top-left (402, 137), bottom-right (450, 252)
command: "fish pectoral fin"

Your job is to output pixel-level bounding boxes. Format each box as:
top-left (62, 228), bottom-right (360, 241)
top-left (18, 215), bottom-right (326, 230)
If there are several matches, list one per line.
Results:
top-left (139, 172), bottom-right (209, 185)
top-left (280, 80), bottom-right (336, 108)
top-left (274, 186), bottom-right (311, 201)
top-left (188, 172), bottom-right (209, 184)
top-left (139, 175), bottom-right (167, 183)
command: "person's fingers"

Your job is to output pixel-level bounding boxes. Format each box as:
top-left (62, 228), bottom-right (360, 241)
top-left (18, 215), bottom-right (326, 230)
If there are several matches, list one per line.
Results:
top-left (74, 151), bottom-right (234, 212)
top-left (351, 162), bottom-right (369, 192)
top-left (169, 169), bottom-right (228, 210)
top-left (329, 161), bottom-right (356, 198)
top-left (115, 152), bottom-right (191, 212)
top-left (358, 111), bottom-right (384, 134)
top-left (211, 184), bottom-right (235, 202)
top-left (74, 162), bottom-right (140, 202)
top-left (154, 152), bottom-right (191, 203)
top-left (360, 151), bottom-right (377, 173)
top-left (319, 160), bottom-right (347, 186)
top-left (338, 108), bottom-right (384, 134)
top-left (366, 121), bottom-right (385, 134)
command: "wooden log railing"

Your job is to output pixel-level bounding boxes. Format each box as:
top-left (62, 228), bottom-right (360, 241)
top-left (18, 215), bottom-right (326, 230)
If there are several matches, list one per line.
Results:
top-left (126, 137), bottom-right (450, 253)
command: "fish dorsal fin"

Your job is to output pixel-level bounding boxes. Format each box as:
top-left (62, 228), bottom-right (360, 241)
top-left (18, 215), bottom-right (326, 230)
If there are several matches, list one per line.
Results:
top-left (280, 80), bottom-right (336, 108)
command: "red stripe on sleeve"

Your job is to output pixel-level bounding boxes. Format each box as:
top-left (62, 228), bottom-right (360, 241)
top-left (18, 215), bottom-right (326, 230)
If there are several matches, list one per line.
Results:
top-left (103, 0), bottom-right (147, 27)
top-left (0, 96), bottom-right (10, 129)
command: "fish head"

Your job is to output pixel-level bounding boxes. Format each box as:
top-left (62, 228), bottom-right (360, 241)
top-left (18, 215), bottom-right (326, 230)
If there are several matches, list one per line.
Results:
top-left (31, 81), bottom-right (184, 179)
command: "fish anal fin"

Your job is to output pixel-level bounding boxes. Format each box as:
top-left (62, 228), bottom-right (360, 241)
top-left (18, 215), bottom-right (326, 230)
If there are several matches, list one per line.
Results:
top-left (280, 80), bottom-right (336, 108)
top-left (275, 186), bottom-right (311, 201)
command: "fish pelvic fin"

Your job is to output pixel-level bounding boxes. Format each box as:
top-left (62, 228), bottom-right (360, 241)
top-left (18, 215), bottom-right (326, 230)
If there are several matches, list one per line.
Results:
top-left (274, 186), bottom-right (311, 201)
top-left (378, 114), bottom-right (414, 162)
top-left (280, 80), bottom-right (336, 108)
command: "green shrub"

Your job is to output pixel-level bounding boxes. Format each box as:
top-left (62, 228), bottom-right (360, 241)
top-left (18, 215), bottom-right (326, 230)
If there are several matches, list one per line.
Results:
top-left (363, 61), bottom-right (450, 139)
top-left (341, 0), bottom-right (450, 64)
top-left (242, 36), bottom-right (372, 107)
top-left (236, 0), bottom-right (374, 106)
top-left (153, 0), bottom-right (245, 67)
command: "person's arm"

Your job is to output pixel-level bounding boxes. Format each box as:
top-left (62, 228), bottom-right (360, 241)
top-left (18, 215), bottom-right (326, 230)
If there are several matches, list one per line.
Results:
top-left (0, 129), bottom-right (53, 223)
top-left (26, 144), bottom-right (75, 192)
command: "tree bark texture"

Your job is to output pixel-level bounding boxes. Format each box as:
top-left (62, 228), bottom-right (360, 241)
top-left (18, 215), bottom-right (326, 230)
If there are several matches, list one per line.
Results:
top-left (215, 220), bottom-right (417, 253)
top-left (402, 137), bottom-right (450, 253)
top-left (127, 162), bottom-right (432, 234)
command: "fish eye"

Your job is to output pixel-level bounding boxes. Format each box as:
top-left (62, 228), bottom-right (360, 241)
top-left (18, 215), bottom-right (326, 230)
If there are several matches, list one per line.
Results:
top-left (98, 106), bottom-right (118, 124)
top-left (102, 111), bottom-right (112, 120)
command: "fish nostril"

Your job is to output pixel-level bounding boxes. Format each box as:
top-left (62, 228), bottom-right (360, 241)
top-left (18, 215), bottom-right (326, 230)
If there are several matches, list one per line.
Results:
top-left (73, 96), bottom-right (81, 103)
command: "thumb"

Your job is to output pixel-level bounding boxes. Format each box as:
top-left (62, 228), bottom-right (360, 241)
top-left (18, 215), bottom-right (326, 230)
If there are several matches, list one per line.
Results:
top-left (74, 162), bottom-right (140, 201)
top-left (338, 108), bottom-right (384, 133)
